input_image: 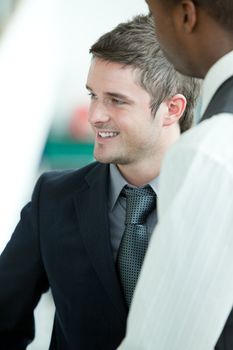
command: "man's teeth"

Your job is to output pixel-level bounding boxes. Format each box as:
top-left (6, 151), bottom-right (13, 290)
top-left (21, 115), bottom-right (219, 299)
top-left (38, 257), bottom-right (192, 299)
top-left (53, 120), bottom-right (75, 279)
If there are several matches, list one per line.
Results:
top-left (98, 131), bottom-right (118, 138)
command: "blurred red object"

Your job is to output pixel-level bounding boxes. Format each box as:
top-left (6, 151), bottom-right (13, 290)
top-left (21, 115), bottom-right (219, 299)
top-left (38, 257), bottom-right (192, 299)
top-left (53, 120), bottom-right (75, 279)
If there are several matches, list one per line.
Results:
top-left (69, 105), bottom-right (93, 141)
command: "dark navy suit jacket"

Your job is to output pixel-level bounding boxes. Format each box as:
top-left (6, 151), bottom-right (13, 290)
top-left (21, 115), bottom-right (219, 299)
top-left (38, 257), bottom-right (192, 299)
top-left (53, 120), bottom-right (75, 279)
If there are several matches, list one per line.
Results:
top-left (0, 162), bottom-right (127, 349)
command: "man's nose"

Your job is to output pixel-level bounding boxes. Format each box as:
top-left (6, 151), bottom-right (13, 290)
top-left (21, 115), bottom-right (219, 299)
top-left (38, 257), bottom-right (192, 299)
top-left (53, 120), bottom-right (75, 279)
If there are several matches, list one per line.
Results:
top-left (88, 101), bottom-right (110, 125)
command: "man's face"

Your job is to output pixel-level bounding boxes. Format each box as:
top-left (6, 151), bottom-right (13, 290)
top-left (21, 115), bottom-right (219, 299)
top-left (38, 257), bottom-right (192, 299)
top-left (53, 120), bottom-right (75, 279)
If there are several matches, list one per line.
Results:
top-left (146, 0), bottom-right (198, 76)
top-left (86, 58), bottom-right (165, 168)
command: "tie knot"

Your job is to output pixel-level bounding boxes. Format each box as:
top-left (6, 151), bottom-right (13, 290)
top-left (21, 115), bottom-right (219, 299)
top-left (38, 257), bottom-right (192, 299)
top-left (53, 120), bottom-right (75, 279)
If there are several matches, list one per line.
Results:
top-left (122, 185), bottom-right (156, 224)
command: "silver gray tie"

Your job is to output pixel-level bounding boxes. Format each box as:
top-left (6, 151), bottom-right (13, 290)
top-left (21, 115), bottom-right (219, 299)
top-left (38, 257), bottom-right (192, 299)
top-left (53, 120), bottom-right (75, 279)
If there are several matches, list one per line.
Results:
top-left (117, 185), bottom-right (156, 307)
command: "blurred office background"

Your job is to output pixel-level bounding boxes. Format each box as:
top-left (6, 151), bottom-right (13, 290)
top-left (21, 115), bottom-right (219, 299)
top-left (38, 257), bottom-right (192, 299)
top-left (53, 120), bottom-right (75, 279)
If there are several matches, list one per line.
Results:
top-left (0, 0), bottom-right (148, 348)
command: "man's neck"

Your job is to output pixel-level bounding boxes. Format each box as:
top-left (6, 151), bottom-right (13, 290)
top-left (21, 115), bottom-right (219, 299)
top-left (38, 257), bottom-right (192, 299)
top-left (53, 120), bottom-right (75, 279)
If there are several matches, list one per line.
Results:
top-left (116, 161), bottom-right (160, 187)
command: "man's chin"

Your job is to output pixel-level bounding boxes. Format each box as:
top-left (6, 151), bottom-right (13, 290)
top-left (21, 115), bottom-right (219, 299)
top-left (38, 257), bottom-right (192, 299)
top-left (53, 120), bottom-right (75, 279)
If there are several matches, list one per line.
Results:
top-left (94, 154), bottom-right (113, 164)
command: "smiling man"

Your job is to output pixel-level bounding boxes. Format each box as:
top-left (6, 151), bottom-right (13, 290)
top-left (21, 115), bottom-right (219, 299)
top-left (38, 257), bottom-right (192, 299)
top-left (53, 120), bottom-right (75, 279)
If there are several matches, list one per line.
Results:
top-left (0, 14), bottom-right (200, 350)
top-left (86, 57), bottom-right (179, 186)
top-left (119, 2), bottom-right (233, 350)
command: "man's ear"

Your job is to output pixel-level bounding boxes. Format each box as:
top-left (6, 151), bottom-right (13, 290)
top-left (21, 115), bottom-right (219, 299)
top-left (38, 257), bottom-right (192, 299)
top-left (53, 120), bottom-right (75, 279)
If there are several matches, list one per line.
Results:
top-left (163, 94), bottom-right (187, 127)
top-left (174, 0), bottom-right (198, 33)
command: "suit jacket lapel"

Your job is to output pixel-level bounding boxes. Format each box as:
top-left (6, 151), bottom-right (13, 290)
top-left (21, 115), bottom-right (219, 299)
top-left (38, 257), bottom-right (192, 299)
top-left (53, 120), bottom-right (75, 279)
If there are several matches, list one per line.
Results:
top-left (73, 163), bottom-right (126, 321)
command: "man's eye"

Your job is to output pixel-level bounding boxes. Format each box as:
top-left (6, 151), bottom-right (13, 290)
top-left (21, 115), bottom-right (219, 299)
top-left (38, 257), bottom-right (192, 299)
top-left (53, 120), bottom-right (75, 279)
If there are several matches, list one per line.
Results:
top-left (112, 98), bottom-right (125, 105)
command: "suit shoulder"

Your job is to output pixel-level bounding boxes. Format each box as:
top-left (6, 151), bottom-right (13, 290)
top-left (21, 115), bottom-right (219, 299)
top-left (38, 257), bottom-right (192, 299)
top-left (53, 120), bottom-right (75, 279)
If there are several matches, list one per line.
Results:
top-left (33, 162), bottom-right (107, 198)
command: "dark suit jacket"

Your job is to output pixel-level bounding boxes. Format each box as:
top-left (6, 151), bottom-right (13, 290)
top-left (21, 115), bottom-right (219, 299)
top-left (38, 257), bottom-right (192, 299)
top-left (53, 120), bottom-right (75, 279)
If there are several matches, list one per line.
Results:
top-left (0, 162), bottom-right (127, 349)
top-left (201, 76), bottom-right (233, 350)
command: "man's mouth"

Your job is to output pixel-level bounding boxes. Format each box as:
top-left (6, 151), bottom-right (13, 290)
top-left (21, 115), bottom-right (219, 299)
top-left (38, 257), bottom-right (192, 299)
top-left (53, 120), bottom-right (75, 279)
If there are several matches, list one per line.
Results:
top-left (98, 131), bottom-right (119, 138)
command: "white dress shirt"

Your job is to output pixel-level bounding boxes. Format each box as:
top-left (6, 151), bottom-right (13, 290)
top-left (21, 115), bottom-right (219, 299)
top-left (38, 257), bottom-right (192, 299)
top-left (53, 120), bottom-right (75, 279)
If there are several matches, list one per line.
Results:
top-left (118, 50), bottom-right (233, 350)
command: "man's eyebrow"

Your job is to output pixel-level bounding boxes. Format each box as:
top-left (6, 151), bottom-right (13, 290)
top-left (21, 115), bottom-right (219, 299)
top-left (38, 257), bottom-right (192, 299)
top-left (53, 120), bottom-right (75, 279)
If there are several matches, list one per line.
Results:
top-left (86, 84), bottom-right (92, 91)
top-left (106, 92), bottom-right (134, 104)
top-left (107, 92), bottom-right (129, 99)
top-left (85, 87), bottom-right (134, 103)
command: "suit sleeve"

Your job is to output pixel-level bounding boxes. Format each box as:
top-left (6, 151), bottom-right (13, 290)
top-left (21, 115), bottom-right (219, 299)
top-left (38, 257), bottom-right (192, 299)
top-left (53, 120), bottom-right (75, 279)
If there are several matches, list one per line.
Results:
top-left (0, 175), bottom-right (49, 349)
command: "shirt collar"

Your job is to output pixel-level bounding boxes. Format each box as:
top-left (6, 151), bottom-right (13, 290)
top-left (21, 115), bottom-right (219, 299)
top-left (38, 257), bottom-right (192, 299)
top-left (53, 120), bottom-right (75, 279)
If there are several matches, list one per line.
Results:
top-left (109, 164), bottom-right (159, 211)
top-left (201, 50), bottom-right (233, 116)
